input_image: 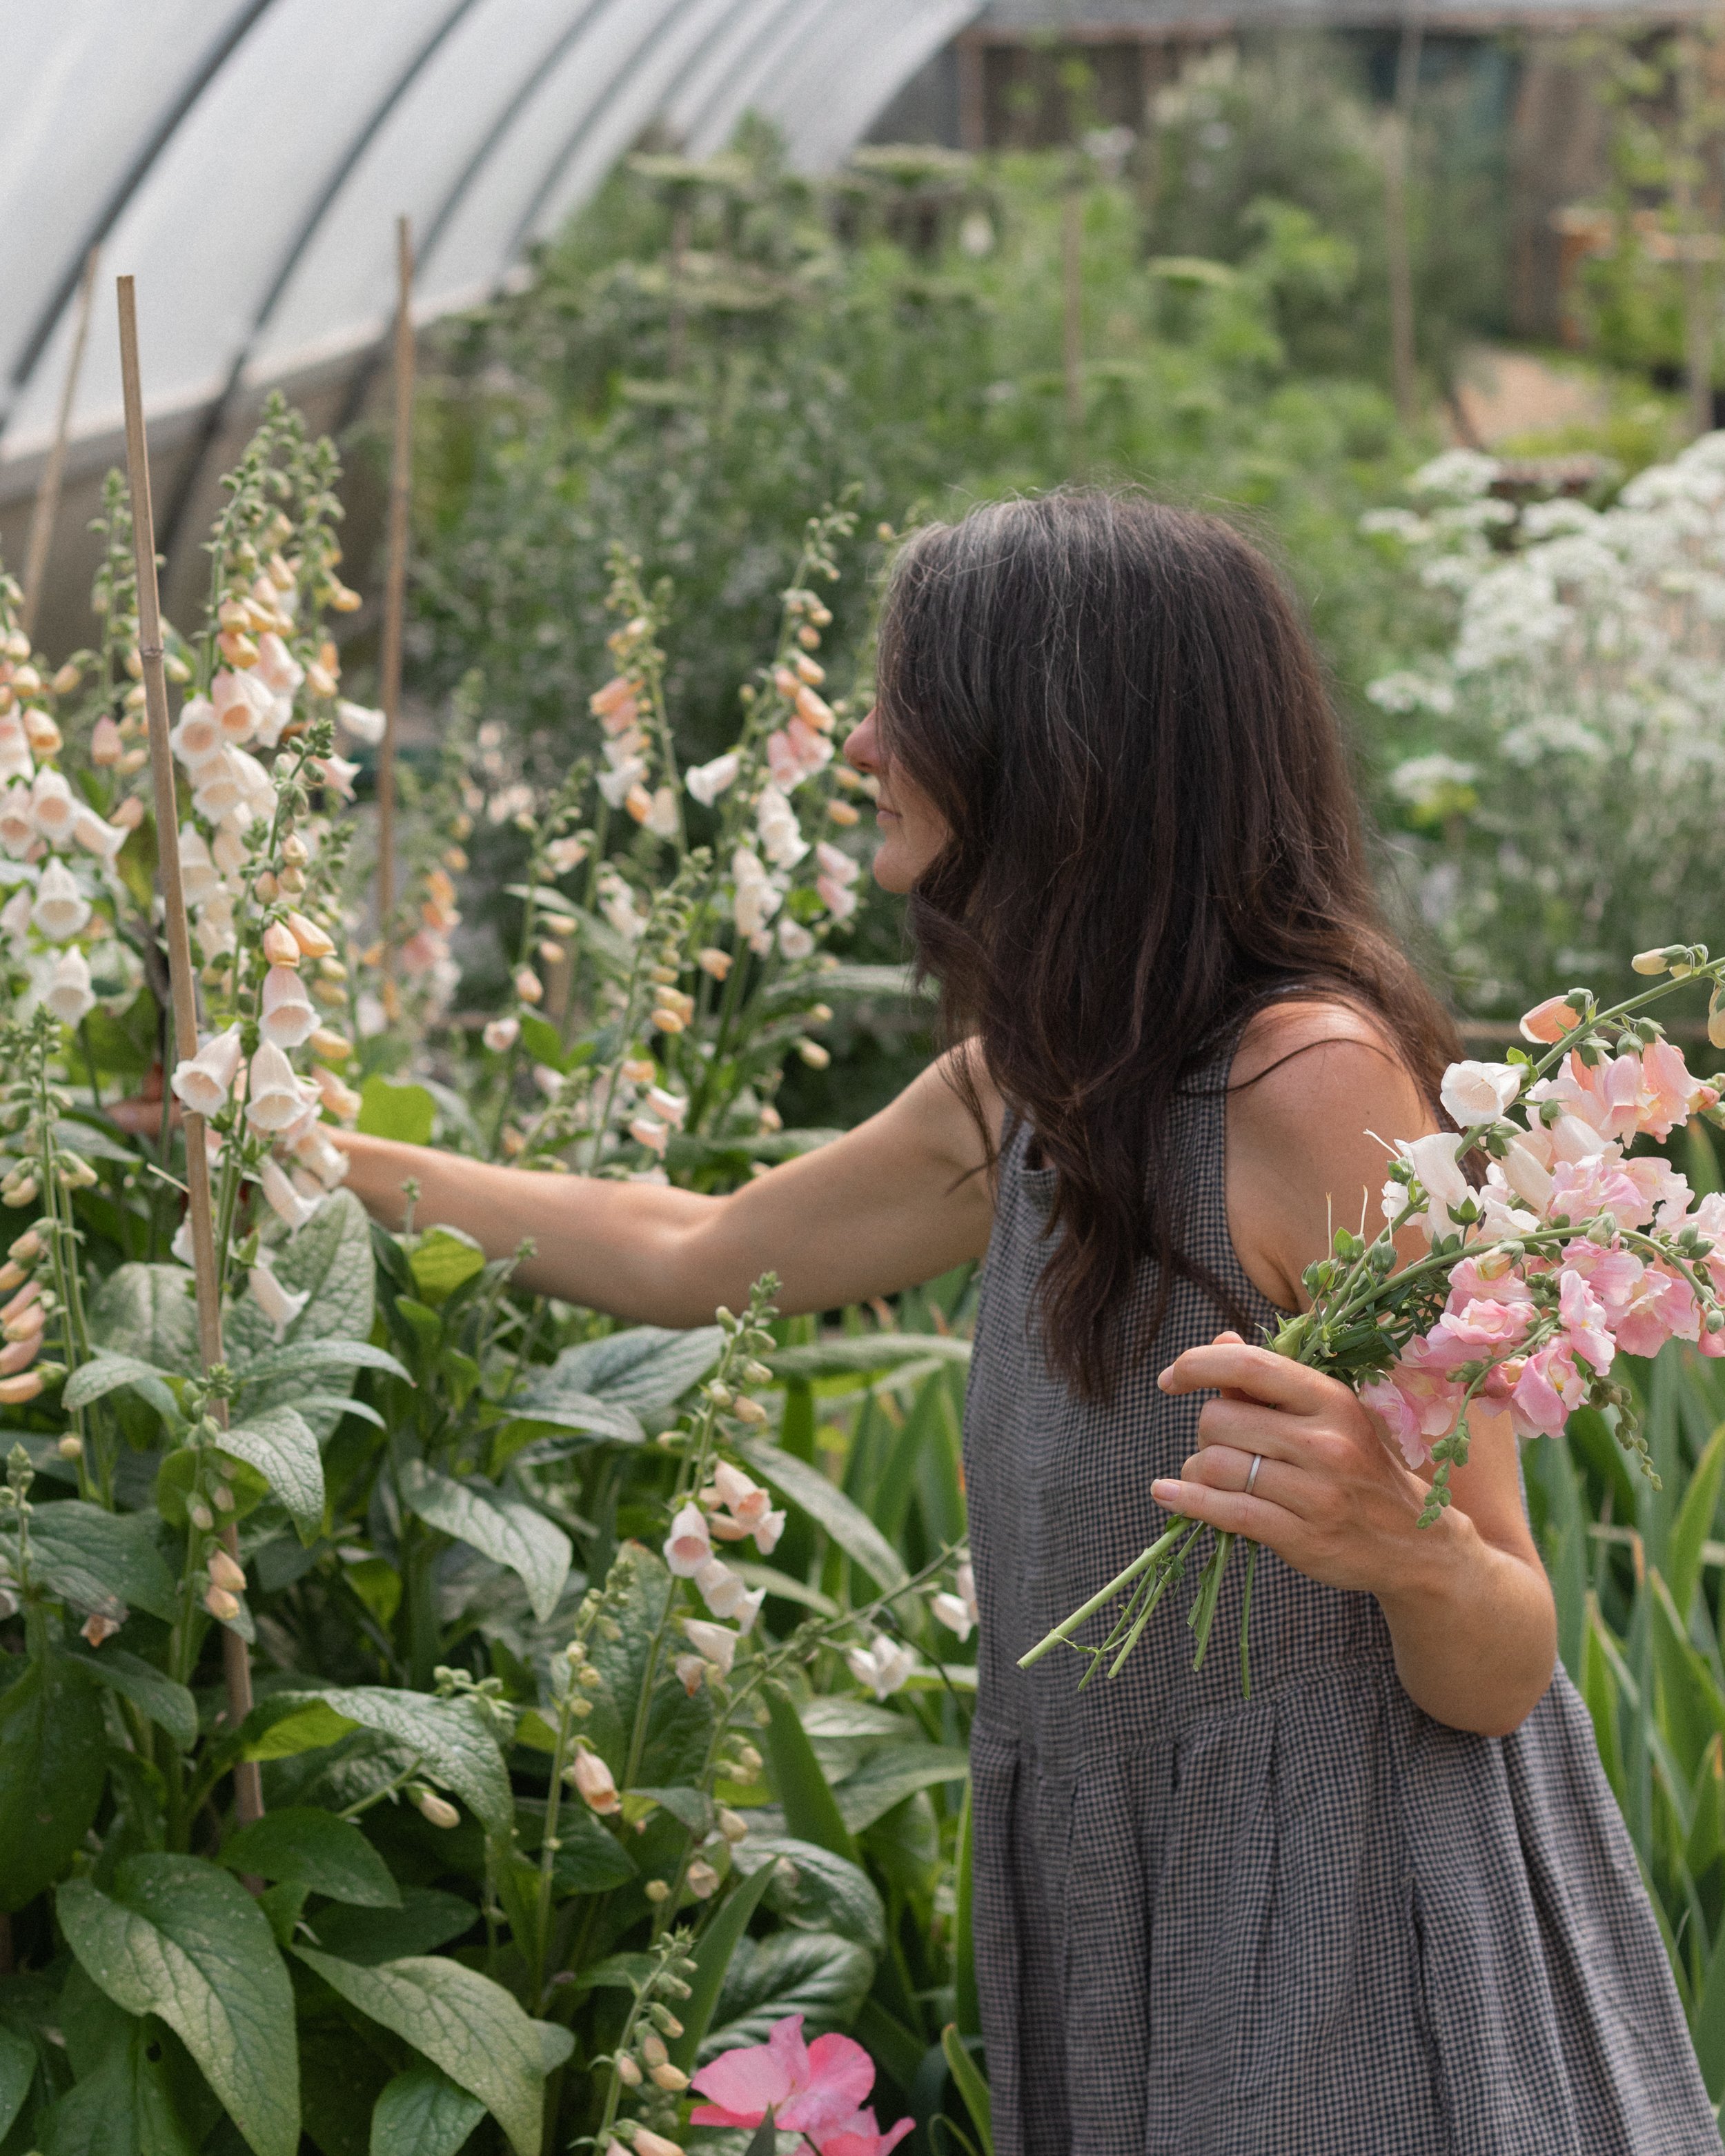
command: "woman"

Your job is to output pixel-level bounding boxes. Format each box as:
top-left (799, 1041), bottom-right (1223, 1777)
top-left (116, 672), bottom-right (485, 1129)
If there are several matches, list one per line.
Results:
top-left (339, 495), bottom-right (1715, 2154)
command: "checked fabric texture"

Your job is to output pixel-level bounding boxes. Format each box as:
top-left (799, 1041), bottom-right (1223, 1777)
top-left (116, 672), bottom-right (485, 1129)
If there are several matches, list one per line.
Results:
top-left (963, 1031), bottom-right (1719, 2155)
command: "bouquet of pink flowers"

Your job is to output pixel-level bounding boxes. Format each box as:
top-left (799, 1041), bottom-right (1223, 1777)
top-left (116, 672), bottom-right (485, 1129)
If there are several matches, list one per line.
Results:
top-left (1023, 946), bottom-right (1725, 1691)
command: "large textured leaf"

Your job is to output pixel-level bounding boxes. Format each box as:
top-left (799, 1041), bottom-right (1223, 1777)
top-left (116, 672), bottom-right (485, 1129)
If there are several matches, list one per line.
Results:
top-left (58, 1856), bottom-right (298, 2156)
top-left (398, 1463), bottom-right (570, 1623)
top-left (733, 1833), bottom-right (886, 1957)
top-left (733, 1438), bottom-right (907, 1592)
top-left (227, 1194), bottom-right (377, 1434)
top-left (39, 2015), bottom-right (204, 2156)
top-left (369, 2063), bottom-right (486, 2156)
top-left (86, 1265), bottom-right (197, 1374)
top-left (217, 1407), bottom-right (324, 1529)
top-left (407, 1228), bottom-right (486, 1307)
top-left (548, 1806), bottom-right (636, 1894)
top-left (529, 1326), bottom-right (722, 1418)
top-left (63, 1352), bottom-right (176, 1414)
top-left (834, 1745), bottom-right (970, 1835)
top-left (0, 2020), bottom-right (33, 2141)
top-left (580, 1543), bottom-right (714, 1788)
top-left (24, 1502), bottom-right (177, 1622)
top-left (270, 1688), bottom-right (513, 1834)
top-left (702, 1930), bottom-right (874, 2059)
top-left (295, 1951), bottom-right (546, 2156)
top-left (63, 1643), bottom-right (196, 1752)
top-left (308, 1888), bottom-right (476, 1966)
top-left (0, 1649), bottom-right (106, 1910)
top-left (217, 1808), bottom-right (400, 1908)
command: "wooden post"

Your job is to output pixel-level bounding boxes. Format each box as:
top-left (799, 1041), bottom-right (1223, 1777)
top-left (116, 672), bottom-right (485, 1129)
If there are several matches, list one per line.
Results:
top-left (117, 275), bottom-right (263, 1827)
top-left (20, 248), bottom-right (99, 644)
top-left (1673, 35), bottom-right (1715, 442)
top-left (1384, 10), bottom-right (1423, 428)
top-left (377, 216), bottom-right (415, 966)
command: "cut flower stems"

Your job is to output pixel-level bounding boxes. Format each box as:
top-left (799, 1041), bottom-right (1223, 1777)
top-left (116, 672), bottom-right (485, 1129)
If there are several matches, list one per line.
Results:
top-left (1022, 949), bottom-right (1725, 1694)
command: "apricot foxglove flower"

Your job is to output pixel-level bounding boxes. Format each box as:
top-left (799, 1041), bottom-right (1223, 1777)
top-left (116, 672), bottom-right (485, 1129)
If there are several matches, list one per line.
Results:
top-left (30, 767), bottom-right (77, 844)
top-left (567, 1743), bottom-right (620, 1814)
top-left (665, 1502), bottom-right (713, 1576)
top-left (682, 1617), bottom-right (738, 1674)
top-left (334, 699), bottom-right (385, 745)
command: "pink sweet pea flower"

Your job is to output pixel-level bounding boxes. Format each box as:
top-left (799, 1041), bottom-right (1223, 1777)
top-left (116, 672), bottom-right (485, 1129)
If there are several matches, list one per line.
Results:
top-left (817, 2110), bottom-right (916, 2156)
top-left (691, 2015), bottom-right (876, 2138)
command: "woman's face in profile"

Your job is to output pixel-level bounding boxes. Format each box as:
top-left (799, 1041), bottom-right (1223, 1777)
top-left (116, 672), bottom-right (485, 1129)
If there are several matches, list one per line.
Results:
top-left (843, 706), bottom-right (950, 893)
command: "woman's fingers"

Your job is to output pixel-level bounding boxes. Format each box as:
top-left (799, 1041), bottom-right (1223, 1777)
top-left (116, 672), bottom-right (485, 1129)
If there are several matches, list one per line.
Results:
top-left (1159, 1338), bottom-right (1339, 1413)
top-left (1149, 1474), bottom-right (1285, 1542)
top-left (1193, 1394), bottom-right (1321, 1465)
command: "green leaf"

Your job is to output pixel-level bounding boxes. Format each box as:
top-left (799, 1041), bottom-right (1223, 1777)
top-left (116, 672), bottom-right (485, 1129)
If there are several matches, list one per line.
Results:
top-left (369, 2064), bottom-right (485, 2156)
top-left (762, 1687), bottom-right (859, 1866)
top-left (238, 1696), bottom-right (357, 1761)
top-left (834, 1744), bottom-right (969, 1835)
top-left (733, 1832), bottom-right (886, 1957)
top-left (86, 1265), bottom-right (198, 1375)
top-left (26, 1501), bottom-right (177, 1622)
top-left (0, 1647), bottom-right (106, 1910)
top-left (308, 1888), bottom-right (476, 1966)
top-left (734, 1438), bottom-right (907, 1592)
top-left (941, 2024), bottom-right (993, 2156)
top-left (1694, 1903), bottom-right (1725, 2098)
top-left (398, 1463), bottom-right (571, 1623)
top-left (226, 1194), bottom-right (380, 1434)
top-left (63, 1642), bottom-right (197, 1752)
top-left (57, 1856), bottom-right (298, 2156)
top-left (38, 2012), bottom-right (206, 2156)
top-left (502, 1392), bottom-right (646, 1447)
top-left (515, 1011), bottom-right (567, 1071)
top-left (217, 1808), bottom-right (401, 1908)
top-left (233, 1338), bottom-right (408, 1389)
top-left (219, 1407), bottom-right (324, 1529)
top-left (270, 1688), bottom-right (513, 1834)
top-left (580, 1543), bottom-right (714, 1789)
top-left (954, 1774), bottom-right (980, 2039)
top-left (357, 1078), bottom-right (437, 1145)
top-left (0, 2019), bottom-right (34, 2140)
top-left (408, 1228), bottom-right (486, 1307)
top-left (548, 1807), bottom-right (636, 1895)
top-left (62, 1352), bottom-right (174, 1413)
top-left (667, 1856), bottom-right (778, 2073)
top-left (532, 1326), bottom-right (722, 1416)
top-left (765, 1335), bottom-right (971, 1381)
top-left (1670, 1420), bottom-right (1725, 1621)
top-left (294, 1951), bottom-right (546, 2156)
top-left (702, 1930), bottom-right (874, 2059)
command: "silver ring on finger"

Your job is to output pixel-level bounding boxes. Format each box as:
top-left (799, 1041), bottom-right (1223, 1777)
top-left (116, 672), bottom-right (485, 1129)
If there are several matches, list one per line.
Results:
top-left (1244, 1452), bottom-right (1264, 1496)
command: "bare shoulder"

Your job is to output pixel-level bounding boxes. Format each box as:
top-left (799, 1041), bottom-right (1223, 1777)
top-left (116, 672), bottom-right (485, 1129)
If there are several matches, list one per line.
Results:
top-left (1227, 997), bottom-right (1434, 1308)
top-left (883, 1040), bottom-right (1004, 1176)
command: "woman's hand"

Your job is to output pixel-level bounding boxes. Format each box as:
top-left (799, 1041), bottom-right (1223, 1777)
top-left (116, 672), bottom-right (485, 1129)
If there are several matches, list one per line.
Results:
top-left (1152, 1330), bottom-right (1557, 1737)
top-left (1152, 1332), bottom-right (1431, 1601)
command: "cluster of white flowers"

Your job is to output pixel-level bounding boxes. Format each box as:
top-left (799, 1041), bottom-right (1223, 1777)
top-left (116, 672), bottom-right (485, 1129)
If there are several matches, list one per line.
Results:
top-left (1367, 432), bottom-right (1725, 1009)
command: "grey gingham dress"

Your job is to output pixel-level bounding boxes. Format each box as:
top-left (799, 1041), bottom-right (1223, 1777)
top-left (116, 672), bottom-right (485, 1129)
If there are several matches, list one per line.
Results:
top-left (964, 1037), bottom-right (1719, 2156)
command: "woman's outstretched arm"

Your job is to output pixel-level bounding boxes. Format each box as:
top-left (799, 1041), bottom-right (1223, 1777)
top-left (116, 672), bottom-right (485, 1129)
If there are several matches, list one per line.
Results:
top-left (335, 1048), bottom-right (999, 1326)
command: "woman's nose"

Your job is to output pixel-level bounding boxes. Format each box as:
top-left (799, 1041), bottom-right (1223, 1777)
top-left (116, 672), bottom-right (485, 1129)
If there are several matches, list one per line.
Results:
top-left (844, 705), bottom-right (880, 774)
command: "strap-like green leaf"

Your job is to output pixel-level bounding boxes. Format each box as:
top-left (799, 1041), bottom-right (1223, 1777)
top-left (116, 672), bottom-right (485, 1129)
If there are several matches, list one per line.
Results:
top-left (762, 1686), bottom-right (860, 1865)
top-left (942, 2024), bottom-right (994, 2155)
top-left (666, 1857), bottom-right (778, 2072)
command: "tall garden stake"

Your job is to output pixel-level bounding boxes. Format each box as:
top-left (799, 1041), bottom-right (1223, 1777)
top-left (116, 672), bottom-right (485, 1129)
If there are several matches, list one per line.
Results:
top-left (20, 246), bottom-right (99, 642)
top-left (376, 215), bottom-right (415, 972)
top-left (117, 274), bottom-right (264, 1825)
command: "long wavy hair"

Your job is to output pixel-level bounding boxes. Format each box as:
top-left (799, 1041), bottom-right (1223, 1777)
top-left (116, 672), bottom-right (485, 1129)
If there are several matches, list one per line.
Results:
top-left (876, 491), bottom-right (1459, 1398)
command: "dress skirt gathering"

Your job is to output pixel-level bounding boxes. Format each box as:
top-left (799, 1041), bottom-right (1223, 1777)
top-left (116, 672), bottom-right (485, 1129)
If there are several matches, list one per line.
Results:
top-left (962, 1047), bottom-right (1720, 2154)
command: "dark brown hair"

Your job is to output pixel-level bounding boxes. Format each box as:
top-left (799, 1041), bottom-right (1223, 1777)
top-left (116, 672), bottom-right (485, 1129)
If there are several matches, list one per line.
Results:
top-left (876, 491), bottom-right (1459, 1398)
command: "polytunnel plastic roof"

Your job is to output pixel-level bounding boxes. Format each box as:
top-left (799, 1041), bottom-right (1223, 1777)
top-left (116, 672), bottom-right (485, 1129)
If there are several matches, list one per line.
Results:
top-left (0, 0), bottom-right (980, 464)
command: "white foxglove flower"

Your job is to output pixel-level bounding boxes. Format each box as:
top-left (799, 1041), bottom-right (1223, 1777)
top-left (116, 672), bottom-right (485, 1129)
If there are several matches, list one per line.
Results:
top-left (170, 698), bottom-right (223, 766)
top-left (253, 633), bottom-right (304, 698)
top-left (210, 821), bottom-right (248, 878)
top-left (629, 1114), bottom-right (669, 1156)
top-left (212, 669), bottom-right (273, 742)
top-left (72, 807), bottom-right (124, 862)
top-left (0, 888), bottom-right (30, 945)
top-left (314, 754), bottom-right (359, 802)
top-left (335, 699), bottom-right (386, 745)
top-left (229, 749), bottom-right (275, 817)
top-left (932, 1560), bottom-right (978, 1641)
top-left (778, 919), bottom-right (815, 959)
top-left (647, 1087), bottom-right (687, 1129)
top-left (665, 1502), bottom-right (712, 1576)
top-left (756, 783), bottom-right (807, 869)
top-left (30, 768), bottom-right (77, 844)
top-left (170, 1216), bottom-right (196, 1268)
top-left (686, 753), bottom-right (740, 807)
top-left (846, 1635), bottom-right (917, 1699)
top-left (482, 1016), bottom-right (520, 1053)
top-left (259, 964), bottom-right (317, 1048)
top-left (32, 860), bottom-right (90, 942)
top-left (642, 785), bottom-right (679, 839)
top-left (178, 826), bottom-right (221, 906)
top-left (1439, 1059), bottom-right (1522, 1128)
top-left (191, 751), bottom-right (244, 821)
top-left (693, 1554), bottom-right (748, 1619)
top-left (245, 1041), bottom-right (304, 1131)
top-left (681, 1618), bottom-right (738, 1674)
top-left (1386, 1131), bottom-right (1471, 1239)
top-left (731, 848), bottom-right (780, 938)
top-left (171, 1025), bottom-right (244, 1116)
top-left (596, 758), bottom-right (647, 809)
top-left (259, 1154), bottom-right (318, 1228)
top-left (248, 1258), bottom-right (308, 1339)
top-left (292, 1131), bottom-right (351, 1189)
top-left (0, 785), bottom-right (34, 857)
top-left (0, 715), bottom-right (31, 787)
top-left (43, 947), bottom-right (95, 1025)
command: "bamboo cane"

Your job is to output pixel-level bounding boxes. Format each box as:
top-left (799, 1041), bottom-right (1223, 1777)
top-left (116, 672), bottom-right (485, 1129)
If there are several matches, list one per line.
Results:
top-left (117, 275), bottom-right (264, 1826)
top-left (20, 248), bottom-right (99, 643)
top-left (1383, 11), bottom-right (1423, 429)
top-left (376, 215), bottom-right (415, 969)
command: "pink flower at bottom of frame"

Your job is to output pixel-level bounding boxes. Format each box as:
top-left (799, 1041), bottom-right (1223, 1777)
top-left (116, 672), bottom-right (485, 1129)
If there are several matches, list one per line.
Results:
top-left (690, 2014), bottom-right (876, 2138)
top-left (814, 2108), bottom-right (917, 2156)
